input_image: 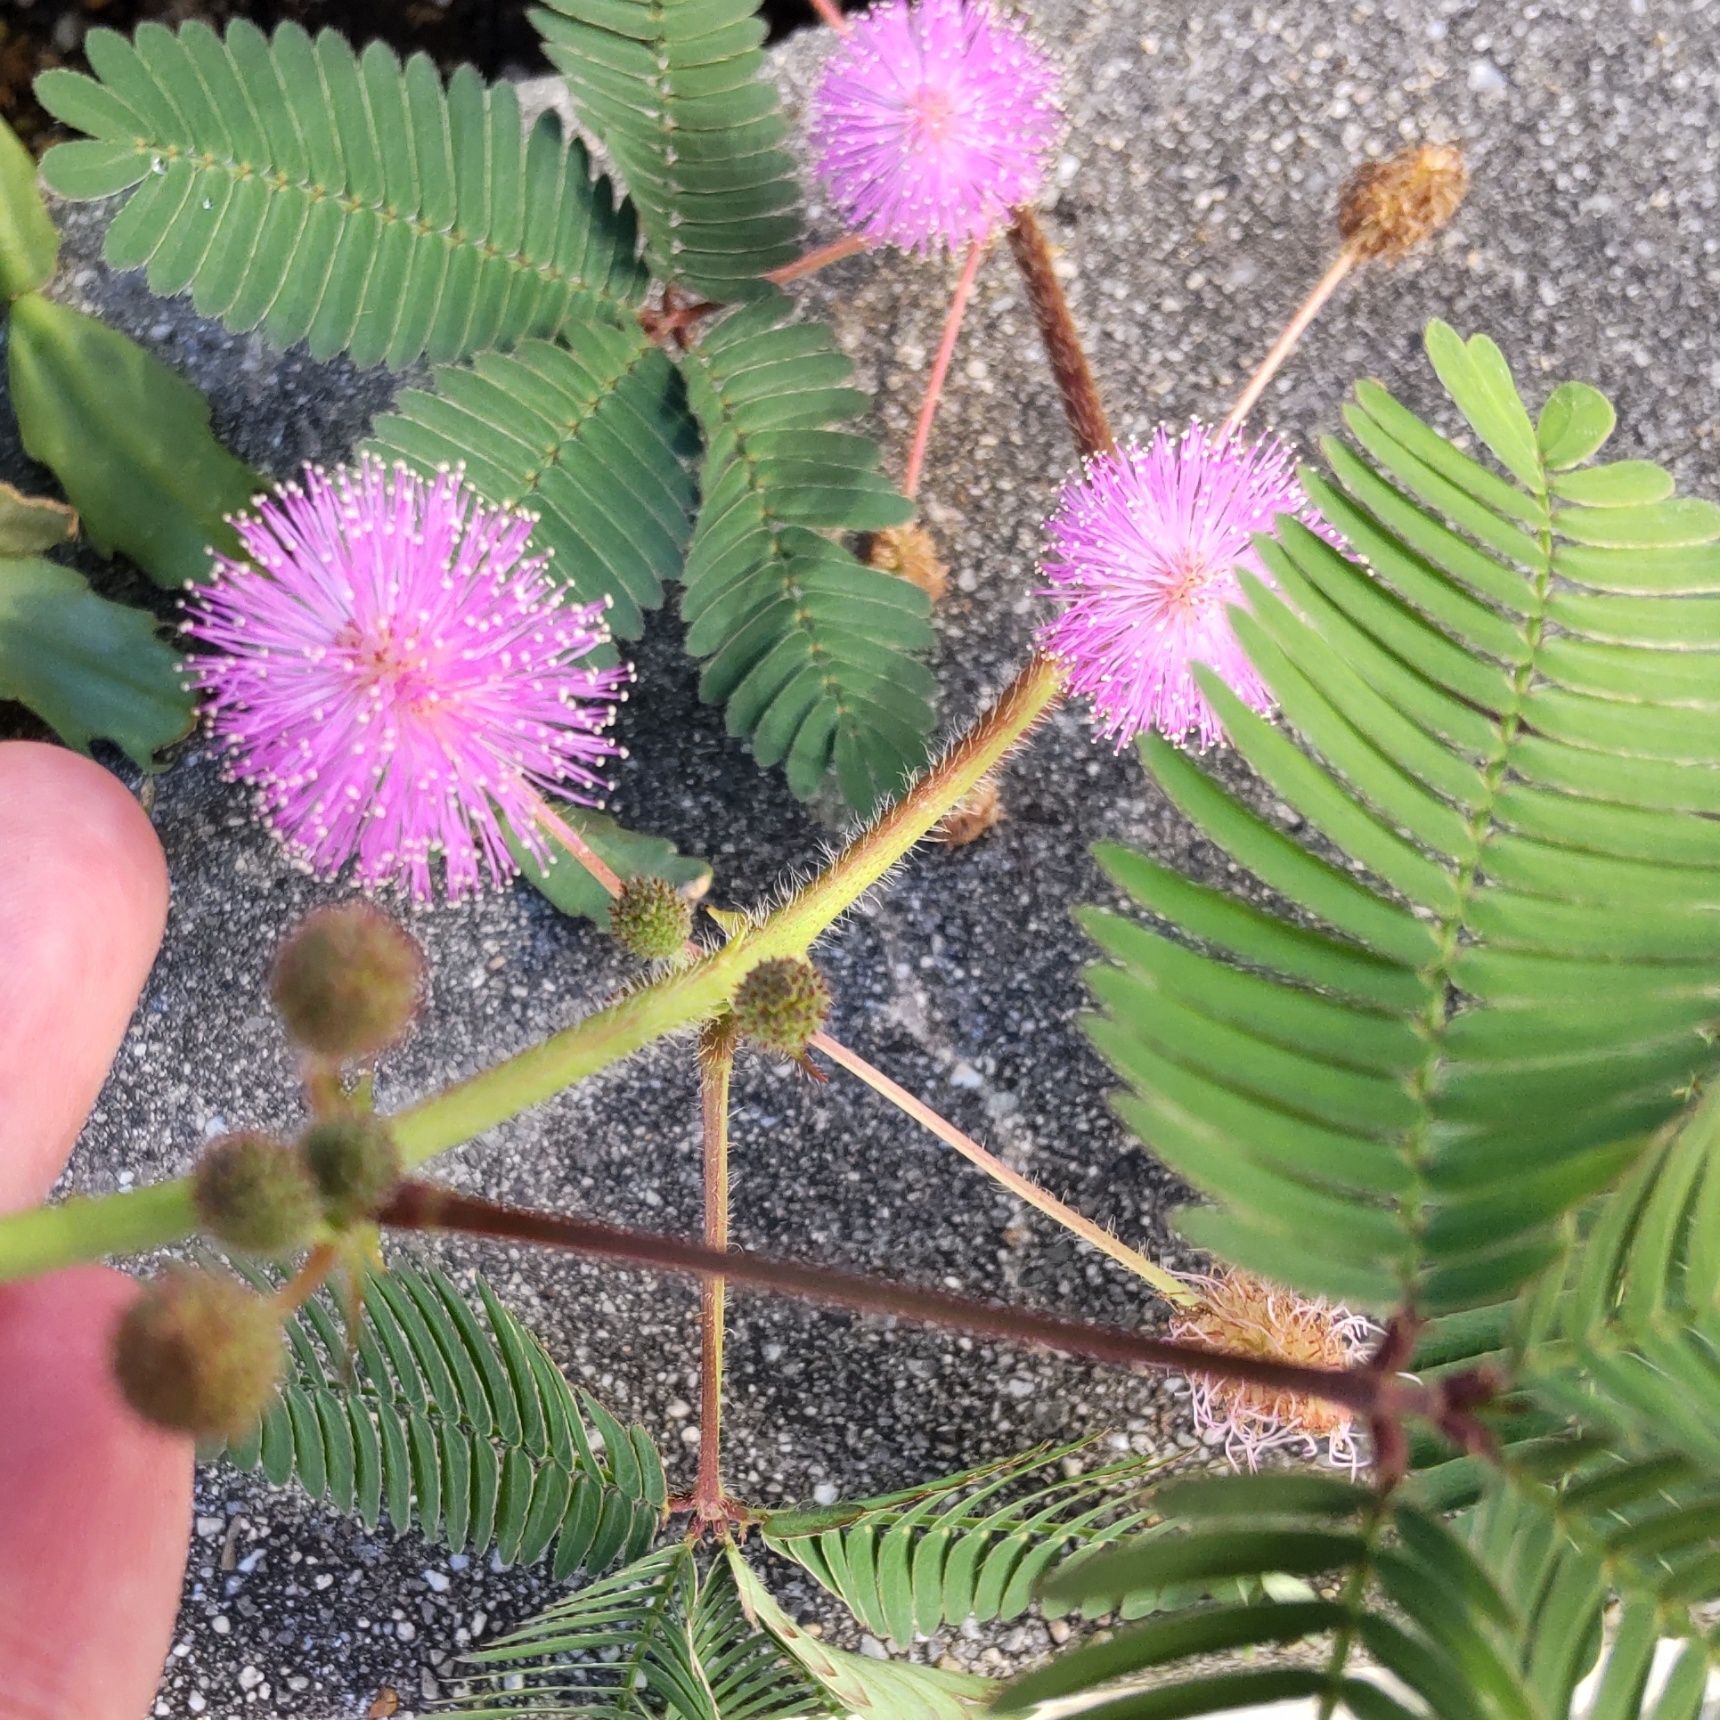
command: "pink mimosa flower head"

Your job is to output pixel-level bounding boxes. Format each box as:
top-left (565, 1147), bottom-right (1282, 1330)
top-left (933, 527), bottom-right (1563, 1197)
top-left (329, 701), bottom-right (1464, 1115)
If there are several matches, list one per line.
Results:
top-left (1039, 424), bottom-right (1331, 750)
top-left (1170, 1269), bottom-right (1376, 1473)
top-left (185, 458), bottom-right (628, 902)
top-left (810, 0), bottom-right (1061, 254)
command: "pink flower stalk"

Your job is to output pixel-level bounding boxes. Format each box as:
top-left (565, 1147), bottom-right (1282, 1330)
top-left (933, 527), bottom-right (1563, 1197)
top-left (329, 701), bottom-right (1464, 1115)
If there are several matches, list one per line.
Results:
top-left (1039, 424), bottom-right (1329, 750)
top-left (1170, 1269), bottom-right (1376, 1472)
top-left (810, 0), bottom-right (1061, 254)
top-left (186, 458), bottom-right (627, 902)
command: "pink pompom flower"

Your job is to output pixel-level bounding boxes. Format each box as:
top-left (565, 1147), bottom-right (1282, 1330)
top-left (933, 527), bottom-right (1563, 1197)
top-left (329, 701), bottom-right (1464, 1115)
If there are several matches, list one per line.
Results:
top-left (810, 0), bottom-right (1061, 254)
top-left (1039, 424), bottom-right (1329, 750)
top-left (185, 458), bottom-right (628, 902)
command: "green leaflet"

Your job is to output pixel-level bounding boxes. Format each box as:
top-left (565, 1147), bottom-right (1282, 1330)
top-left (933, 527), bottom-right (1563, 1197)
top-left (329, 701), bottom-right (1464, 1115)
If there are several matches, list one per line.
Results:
top-left (678, 295), bottom-right (933, 812)
top-left (6, 294), bottom-right (258, 589)
top-left (37, 22), bottom-right (648, 369)
top-left (503, 804), bottom-right (711, 926)
top-left (1515, 1087), bottom-right (1720, 1474)
top-left (0, 113), bottom-right (57, 299)
top-left (1084, 323), bottom-right (1720, 1317)
top-left (534, 0), bottom-right (802, 302)
top-left (0, 555), bottom-right (192, 768)
top-left (225, 1263), bottom-right (665, 1579)
top-left (444, 1545), bottom-right (834, 1718)
top-left (367, 325), bottom-right (700, 642)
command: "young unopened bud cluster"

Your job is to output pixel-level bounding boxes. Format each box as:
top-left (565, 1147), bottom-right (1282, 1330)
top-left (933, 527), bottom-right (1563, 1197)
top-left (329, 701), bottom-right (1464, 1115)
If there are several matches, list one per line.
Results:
top-left (193, 1132), bottom-right (319, 1256)
top-left (113, 1267), bottom-right (284, 1440)
top-left (193, 1114), bottom-right (402, 1249)
top-left (730, 957), bottom-right (831, 1059)
top-left (1338, 143), bottom-right (1468, 263)
top-left (609, 875), bottom-right (693, 961)
top-left (271, 903), bottom-right (424, 1062)
top-left (301, 1116), bottom-right (402, 1229)
top-left (866, 524), bottom-right (949, 603)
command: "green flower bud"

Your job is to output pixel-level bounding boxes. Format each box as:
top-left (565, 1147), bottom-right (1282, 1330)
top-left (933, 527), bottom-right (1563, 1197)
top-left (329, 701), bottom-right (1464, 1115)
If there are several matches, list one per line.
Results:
top-left (609, 876), bottom-right (693, 961)
top-left (730, 957), bottom-right (831, 1059)
top-left (270, 903), bottom-right (424, 1061)
top-left (193, 1131), bottom-right (320, 1256)
top-left (300, 1116), bottom-right (402, 1228)
top-left (112, 1267), bottom-right (283, 1440)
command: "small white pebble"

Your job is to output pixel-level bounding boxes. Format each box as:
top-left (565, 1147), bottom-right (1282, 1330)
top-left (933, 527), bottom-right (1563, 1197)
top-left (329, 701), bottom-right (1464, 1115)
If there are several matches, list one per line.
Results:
top-left (210, 1617), bottom-right (231, 1637)
top-left (812, 1482), bottom-right (839, 1507)
top-left (423, 1568), bottom-right (451, 1593)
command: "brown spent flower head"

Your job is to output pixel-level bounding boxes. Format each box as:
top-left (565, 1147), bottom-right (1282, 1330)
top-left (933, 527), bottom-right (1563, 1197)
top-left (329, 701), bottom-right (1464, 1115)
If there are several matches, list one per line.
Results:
top-left (271, 902), bottom-right (425, 1062)
top-left (193, 1130), bottom-right (321, 1255)
top-left (300, 1116), bottom-right (402, 1228)
top-left (866, 523), bottom-right (949, 603)
top-left (1170, 1268), bottom-right (1375, 1470)
top-left (937, 777), bottom-right (1006, 846)
top-left (609, 875), bottom-right (693, 961)
top-left (1338, 143), bottom-right (1468, 263)
top-left (112, 1267), bottom-right (284, 1440)
top-left (730, 957), bottom-right (832, 1059)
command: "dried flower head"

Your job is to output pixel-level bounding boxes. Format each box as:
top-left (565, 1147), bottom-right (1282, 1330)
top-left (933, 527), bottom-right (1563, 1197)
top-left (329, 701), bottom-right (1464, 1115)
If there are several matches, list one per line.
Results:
top-left (936, 776), bottom-right (1004, 845)
top-left (1039, 424), bottom-right (1330, 750)
top-left (810, 0), bottom-right (1061, 254)
top-left (1170, 1268), bottom-right (1375, 1470)
top-left (867, 523), bottom-right (950, 603)
top-left (185, 458), bottom-right (628, 901)
top-left (1338, 142), bottom-right (1468, 263)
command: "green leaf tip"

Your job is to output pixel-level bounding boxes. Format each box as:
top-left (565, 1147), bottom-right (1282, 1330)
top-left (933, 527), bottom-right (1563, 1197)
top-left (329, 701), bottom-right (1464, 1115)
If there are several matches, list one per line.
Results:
top-left (0, 112), bottom-right (57, 301)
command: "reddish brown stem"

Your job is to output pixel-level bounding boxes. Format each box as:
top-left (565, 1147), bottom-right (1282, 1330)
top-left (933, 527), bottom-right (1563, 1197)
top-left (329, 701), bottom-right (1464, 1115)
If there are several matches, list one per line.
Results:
top-left (645, 236), bottom-right (871, 343)
top-left (381, 1180), bottom-right (1422, 1423)
top-left (902, 239), bottom-right (987, 499)
top-left (806, 0), bottom-right (851, 30)
top-left (1006, 208), bottom-right (1115, 459)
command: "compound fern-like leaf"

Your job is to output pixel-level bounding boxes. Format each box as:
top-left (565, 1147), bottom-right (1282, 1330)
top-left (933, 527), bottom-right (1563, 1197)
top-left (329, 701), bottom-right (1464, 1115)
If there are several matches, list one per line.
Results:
top-left (1006, 1473), bottom-right (1536, 1720)
top-left (760, 1439), bottom-right (1163, 1646)
top-left (38, 21), bottom-right (648, 369)
top-left (225, 1263), bottom-right (664, 1578)
top-left (533, 0), bottom-right (802, 302)
top-left (1083, 322), bottom-right (1720, 1316)
top-left (367, 324), bottom-right (699, 640)
top-left (444, 1545), bottom-right (834, 1718)
top-left (678, 294), bottom-right (933, 811)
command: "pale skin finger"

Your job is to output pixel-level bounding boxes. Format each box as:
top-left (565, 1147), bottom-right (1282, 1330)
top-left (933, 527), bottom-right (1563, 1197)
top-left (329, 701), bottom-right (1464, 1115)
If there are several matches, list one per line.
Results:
top-left (0, 743), bottom-right (191, 1720)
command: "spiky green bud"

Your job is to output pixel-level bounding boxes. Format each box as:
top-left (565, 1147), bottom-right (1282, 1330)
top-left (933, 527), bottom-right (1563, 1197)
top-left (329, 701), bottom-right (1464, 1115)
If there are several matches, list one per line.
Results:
top-left (112, 1267), bottom-right (283, 1440)
top-left (300, 1116), bottom-right (402, 1228)
top-left (609, 876), bottom-right (693, 961)
top-left (270, 903), bottom-right (424, 1061)
top-left (193, 1131), bottom-right (320, 1255)
top-left (730, 957), bottom-right (831, 1059)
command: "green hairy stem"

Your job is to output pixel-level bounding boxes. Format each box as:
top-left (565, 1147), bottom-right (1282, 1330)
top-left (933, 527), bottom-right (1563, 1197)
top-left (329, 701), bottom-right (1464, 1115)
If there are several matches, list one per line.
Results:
top-left (0, 654), bottom-right (1064, 1285)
